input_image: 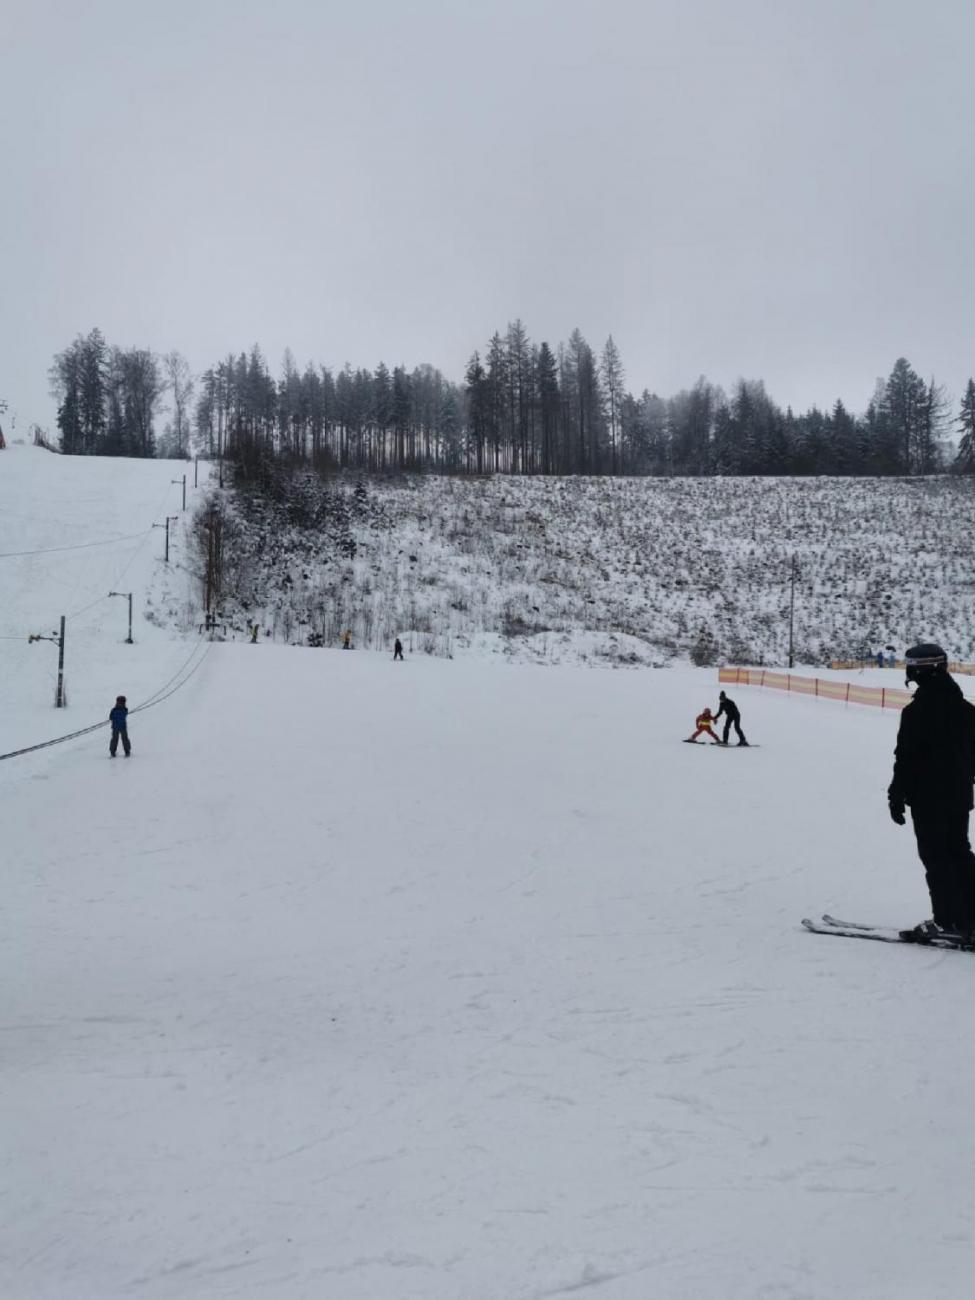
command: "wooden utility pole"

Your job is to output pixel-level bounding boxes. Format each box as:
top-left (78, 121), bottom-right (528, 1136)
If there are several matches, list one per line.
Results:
top-left (788, 554), bottom-right (797, 669)
top-left (203, 506), bottom-right (222, 632)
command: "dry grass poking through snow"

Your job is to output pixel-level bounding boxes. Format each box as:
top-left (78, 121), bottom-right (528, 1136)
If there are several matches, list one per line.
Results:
top-left (209, 472), bottom-right (975, 666)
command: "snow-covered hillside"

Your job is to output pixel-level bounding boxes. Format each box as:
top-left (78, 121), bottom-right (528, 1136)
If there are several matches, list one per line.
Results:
top-left (5, 447), bottom-right (975, 1299)
top-left (0, 445), bottom-right (202, 752)
top-left (214, 470), bottom-right (975, 667)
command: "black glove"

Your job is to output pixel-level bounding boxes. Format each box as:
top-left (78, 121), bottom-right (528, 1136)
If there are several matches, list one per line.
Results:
top-left (888, 796), bottom-right (906, 826)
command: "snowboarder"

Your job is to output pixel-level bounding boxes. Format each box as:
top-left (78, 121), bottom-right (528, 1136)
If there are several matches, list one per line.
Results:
top-left (888, 643), bottom-right (975, 939)
top-left (109, 695), bottom-right (131, 757)
top-left (393, 637), bottom-right (404, 661)
top-left (686, 707), bottom-right (721, 744)
top-left (714, 691), bottom-right (748, 746)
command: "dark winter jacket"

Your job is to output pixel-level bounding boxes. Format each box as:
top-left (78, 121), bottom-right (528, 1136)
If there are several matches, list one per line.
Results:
top-left (888, 675), bottom-right (975, 810)
top-left (109, 705), bottom-right (128, 731)
top-left (715, 695), bottom-right (740, 723)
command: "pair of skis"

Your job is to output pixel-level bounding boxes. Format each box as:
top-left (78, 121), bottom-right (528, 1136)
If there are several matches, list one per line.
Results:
top-left (802, 914), bottom-right (975, 952)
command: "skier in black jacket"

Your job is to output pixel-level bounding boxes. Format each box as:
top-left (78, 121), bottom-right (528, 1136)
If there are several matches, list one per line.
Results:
top-left (714, 691), bottom-right (748, 746)
top-left (888, 643), bottom-right (975, 939)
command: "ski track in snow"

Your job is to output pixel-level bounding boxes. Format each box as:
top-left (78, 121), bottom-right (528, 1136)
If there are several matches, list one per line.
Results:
top-left (3, 447), bottom-right (975, 1299)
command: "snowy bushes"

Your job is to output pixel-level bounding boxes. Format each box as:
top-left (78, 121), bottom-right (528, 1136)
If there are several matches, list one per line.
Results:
top-left (193, 471), bottom-right (975, 665)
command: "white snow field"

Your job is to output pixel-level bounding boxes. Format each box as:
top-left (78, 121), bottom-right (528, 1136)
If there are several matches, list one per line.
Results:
top-left (0, 445), bottom-right (203, 754)
top-left (4, 447), bottom-right (975, 1299)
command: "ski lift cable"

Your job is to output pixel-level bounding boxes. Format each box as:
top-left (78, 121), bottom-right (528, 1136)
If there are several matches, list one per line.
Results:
top-left (0, 529), bottom-right (152, 559)
top-left (0, 639), bottom-right (211, 763)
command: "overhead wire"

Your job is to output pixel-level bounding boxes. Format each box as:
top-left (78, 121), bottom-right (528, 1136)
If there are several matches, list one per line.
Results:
top-left (0, 529), bottom-right (152, 559)
top-left (0, 636), bottom-right (213, 763)
top-left (65, 592), bottom-right (111, 621)
top-left (64, 481), bottom-right (184, 620)
top-left (0, 478), bottom-right (207, 762)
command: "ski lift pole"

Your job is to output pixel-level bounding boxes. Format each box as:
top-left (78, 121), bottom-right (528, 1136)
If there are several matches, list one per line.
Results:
top-left (28, 615), bottom-right (67, 706)
top-left (108, 591), bottom-right (133, 643)
top-left (56, 615), bottom-right (66, 706)
top-left (153, 515), bottom-right (179, 562)
top-left (172, 473), bottom-right (187, 511)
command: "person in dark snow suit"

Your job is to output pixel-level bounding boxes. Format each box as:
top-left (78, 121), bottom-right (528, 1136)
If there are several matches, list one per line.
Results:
top-left (109, 695), bottom-right (131, 757)
top-left (888, 644), bottom-right (975, 937)
top-left (393, 637), bottom-right (404, 661)
top-left (714, 691), bottom-right (748, 746)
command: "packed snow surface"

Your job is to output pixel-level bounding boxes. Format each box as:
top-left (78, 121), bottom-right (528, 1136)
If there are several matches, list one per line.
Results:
top-left (3, 447), bottom-right (974, 1299)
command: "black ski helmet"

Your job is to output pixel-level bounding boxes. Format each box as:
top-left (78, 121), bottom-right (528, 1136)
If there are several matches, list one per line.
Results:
top-left (904, 643), bottom-right (948, 686)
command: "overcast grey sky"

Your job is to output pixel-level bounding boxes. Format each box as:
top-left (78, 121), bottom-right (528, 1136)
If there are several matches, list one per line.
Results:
top-left (2, 0), bottom-right (974, 437)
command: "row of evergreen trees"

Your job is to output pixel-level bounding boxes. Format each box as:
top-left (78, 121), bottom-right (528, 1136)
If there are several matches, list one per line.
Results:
top-left (49, 329), bottom-right (193, 459)
top-left (49, 324), bottom-right (975, 476)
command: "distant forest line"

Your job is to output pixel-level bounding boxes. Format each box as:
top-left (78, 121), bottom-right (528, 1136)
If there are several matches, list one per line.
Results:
top-left (45, 324), bottom-right (975, 478)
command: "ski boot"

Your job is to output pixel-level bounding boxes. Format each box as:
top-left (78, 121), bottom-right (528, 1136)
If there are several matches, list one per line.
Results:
top-left (899, 919), bottom-right (942, 942)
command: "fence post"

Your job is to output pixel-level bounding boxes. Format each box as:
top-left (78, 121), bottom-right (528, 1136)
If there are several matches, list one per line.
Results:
top-left (815, 677), bottom-right (819, 697)
top-left (845, 683), bottom-right (850, 703)
top-left (882, 688), bottom-right (886, 708)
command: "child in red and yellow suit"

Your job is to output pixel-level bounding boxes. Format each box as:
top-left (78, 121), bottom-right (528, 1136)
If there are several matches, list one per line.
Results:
top-left (687, 707), bottom-right (721, 744)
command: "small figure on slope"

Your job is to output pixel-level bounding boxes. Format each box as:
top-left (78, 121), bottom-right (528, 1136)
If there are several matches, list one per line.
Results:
top-left (888, 643), bottom-right (975, 940)
top-left (686, 707), bottom-right (722, 744)
top-left (393, 637), bottom-right (404, 661)
top-left (342, 629), bottom-right (353, 650)
top-left (715, 690), bottom-right (748, 746)
top-left (109, 695), bottom-right (131, 758)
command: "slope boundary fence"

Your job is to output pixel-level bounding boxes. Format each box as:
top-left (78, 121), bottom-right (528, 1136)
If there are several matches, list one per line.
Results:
top-left (718, 666), bottom-right (911, 710)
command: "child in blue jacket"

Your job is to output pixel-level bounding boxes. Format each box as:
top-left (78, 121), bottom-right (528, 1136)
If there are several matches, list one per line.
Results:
top-left (109, 695), bottom-right (131, 757)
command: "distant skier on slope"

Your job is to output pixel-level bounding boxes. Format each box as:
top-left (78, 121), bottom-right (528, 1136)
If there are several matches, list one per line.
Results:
top-left (109, 695), bottom-right (131, 758)
top-left (714, 690), bottom-right (748, 746)
top-left (393, 637), bottom-right (404, 661)
top-left (888, 643), bottom-right (975, 940)
top-left (686, 707), bottom-right (722, 744)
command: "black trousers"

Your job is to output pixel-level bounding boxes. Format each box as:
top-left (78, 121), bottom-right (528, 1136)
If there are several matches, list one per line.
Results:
top-left (722, 716), bottom-right (746, 744)
top-left (911, 804), bottom-right (975, 929)
top-left (110, 727), bottom-right (131, 756)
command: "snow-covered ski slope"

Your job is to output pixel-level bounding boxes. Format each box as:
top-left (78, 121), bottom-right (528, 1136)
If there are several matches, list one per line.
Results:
top-left (4, 448), bottom-right (975, 1299)
top-left (0, 445), bottom-right (203, 753)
